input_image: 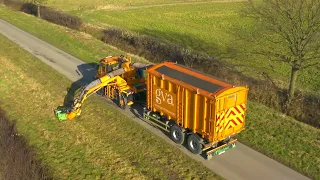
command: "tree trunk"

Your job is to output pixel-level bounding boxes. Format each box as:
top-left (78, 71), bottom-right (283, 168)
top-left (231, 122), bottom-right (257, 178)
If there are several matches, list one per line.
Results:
top-left (37, 5), bottom-right (40, 18)
top-left (288, 66), bottom-right (299, 101)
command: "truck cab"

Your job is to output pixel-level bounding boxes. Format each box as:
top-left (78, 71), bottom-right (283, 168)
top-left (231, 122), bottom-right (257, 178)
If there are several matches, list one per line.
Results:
top-left (96, 55), bottom-right (127, 78)
top-left (95, 55), bottom-right (150, 108)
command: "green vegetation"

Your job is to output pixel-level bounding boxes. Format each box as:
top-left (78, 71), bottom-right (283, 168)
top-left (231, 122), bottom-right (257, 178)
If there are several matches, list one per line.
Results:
top-left (0, 5), bottom-right (319, 179)
top-left (0, 34), bottom-right (221, 179)
top-left (47, 0), bottom-right (319, 94)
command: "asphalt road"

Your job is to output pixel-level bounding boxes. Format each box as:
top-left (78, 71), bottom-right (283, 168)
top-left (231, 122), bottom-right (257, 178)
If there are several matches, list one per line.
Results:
top-left (0, 19), bottom-right (311, 180)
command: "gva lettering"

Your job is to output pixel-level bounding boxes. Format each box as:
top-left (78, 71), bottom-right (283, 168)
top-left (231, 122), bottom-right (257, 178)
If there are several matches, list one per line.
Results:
top-left (155, 88), bottom-right (174, 106)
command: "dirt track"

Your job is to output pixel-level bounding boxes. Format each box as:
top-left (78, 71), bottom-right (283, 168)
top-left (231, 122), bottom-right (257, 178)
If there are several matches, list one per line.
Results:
top-left (0, 19), bottom-right (311, 180)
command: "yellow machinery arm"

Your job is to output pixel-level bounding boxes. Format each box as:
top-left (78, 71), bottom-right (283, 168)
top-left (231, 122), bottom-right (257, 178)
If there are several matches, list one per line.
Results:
top-left (55, 54), bottom-right (153, 121)
top-left (55, 68), bottom-right (127, 120)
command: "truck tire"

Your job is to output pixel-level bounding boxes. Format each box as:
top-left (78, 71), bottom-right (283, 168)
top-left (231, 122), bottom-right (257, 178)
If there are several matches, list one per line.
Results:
top-left (97, 87), bottom-right (105, 96)
top-left (119, 93), bottom-right (128, 110)
top-left (170, 125), bottom-right (185, 145)
top-left (113, 89), bottom-right (119, 102)
top-left (187, 134), bottom-right (202, 155)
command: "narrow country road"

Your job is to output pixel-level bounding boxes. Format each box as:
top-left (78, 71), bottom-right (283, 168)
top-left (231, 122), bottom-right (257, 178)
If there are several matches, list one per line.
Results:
top-left (0, 19), bottom-right (311, 180)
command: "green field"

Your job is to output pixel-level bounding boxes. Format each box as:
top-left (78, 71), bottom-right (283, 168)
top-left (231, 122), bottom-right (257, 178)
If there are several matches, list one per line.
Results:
top-left (46, 0), bottom-right (233, 11)
top-left (0, 6), bottom-right (319, 179)
top-left (45, 0), bottom-right (320, 94)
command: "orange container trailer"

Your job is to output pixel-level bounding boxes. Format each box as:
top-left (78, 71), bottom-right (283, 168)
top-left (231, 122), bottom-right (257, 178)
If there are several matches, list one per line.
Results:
top-left (143, 62), bottom-right (249, 158)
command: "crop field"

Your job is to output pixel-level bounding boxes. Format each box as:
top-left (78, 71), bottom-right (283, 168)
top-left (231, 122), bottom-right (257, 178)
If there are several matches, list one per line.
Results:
top-left (44, 0), bottom-right (320, 94)
top-left (0, 6), bottom-right (319, 179)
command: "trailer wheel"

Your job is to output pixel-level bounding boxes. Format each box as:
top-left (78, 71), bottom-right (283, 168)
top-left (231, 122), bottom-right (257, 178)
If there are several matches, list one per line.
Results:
top-left (170, 125), bottom-right (185, 145)
top-left (187, 134), bottom-right (202, 155)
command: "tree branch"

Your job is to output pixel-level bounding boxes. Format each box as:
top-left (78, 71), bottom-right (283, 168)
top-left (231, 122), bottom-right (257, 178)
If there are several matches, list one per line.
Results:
top-left (301, 62), bottom-right (320, 69)
top-left (303, 55), bottom-right (320, 61)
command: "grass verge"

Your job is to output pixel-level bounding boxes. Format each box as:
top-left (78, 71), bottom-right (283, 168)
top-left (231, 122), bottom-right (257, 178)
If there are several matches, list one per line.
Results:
top-left (0, 6), bottom-right (319, 179)
top-left (0, 33), bottom-right (221, 179)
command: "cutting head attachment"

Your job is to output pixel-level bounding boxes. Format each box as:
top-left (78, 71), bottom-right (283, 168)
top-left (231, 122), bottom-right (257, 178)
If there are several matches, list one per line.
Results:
top-left (54, 106), bottom-right (72, 121)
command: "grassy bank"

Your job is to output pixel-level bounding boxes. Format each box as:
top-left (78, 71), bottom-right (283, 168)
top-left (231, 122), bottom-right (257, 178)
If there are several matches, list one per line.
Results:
top-left (0, 34), bottom-right (221, 179)
top-left (0, 6), bottom-right (319, 179)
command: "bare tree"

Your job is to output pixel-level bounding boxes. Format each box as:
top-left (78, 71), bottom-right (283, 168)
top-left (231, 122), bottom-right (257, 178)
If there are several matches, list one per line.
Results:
top-left (24, 0), bottom-right (47, 18)
top-left (248, 0), bottom-right (320, 103)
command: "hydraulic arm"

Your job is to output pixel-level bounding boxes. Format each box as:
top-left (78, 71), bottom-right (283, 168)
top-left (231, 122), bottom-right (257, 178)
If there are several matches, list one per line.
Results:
top-left (54, 68), bottom-right (127, 120)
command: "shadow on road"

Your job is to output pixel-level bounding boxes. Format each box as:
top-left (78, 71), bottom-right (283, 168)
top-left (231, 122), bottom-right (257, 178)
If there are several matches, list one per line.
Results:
top-left (63, 62), bottom-right (97, 107)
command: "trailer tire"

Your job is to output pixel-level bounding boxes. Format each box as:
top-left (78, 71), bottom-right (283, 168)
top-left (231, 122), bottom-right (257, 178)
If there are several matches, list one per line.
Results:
top-left (187, 134), bottom-right (202, 155)
top-left (170, 125), bottom-right (185, 145)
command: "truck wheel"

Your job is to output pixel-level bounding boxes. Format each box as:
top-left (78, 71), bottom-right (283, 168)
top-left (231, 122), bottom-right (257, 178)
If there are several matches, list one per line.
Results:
top-left (113, 89), bottom-right (119, 104)
top-left (187, 134), bottom-right (202, 155)
top-left (170, 125), bottom-right (185, 145)
top-left (119, 93), bottom-right (128, 110)
top-left (97, 87), bottom-right (105, 96)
